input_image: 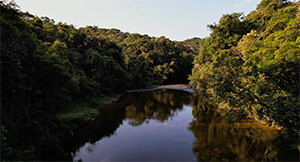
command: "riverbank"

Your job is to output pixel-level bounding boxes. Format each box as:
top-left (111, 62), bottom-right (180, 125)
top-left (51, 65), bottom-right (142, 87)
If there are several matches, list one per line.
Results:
top-left (53, 84), bottom-right (195, 136)
top-left (56, 88), bottom-right (299, 161)
top-left (53, 95), bottom-right (119, 137)
top-left (125, 84), bottom-right (196, 93)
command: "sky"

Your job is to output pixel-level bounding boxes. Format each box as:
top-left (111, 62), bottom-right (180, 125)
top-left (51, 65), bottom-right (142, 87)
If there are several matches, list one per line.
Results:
top-left (13, 0), bottom-right (262, 41)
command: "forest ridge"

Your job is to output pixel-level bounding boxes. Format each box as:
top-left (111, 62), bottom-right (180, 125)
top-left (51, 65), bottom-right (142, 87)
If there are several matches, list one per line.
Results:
top-left (1, 0), bottom-right (299, 160)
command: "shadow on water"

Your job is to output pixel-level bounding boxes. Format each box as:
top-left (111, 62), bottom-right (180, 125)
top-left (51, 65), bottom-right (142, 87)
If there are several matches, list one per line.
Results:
top-left (189, 96), bottom-right (299, 161)
top-left (56, 89), bottom-right (299, 161)
top-left (59, 89), bottom-right (193, 160)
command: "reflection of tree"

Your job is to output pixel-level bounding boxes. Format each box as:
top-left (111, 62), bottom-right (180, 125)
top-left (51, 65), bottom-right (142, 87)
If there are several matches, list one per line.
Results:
top-left (60, 89), bottom-right (298, 161)
top-left (60, 100), bottom-right (127, 157)
top-left (189, 98), bottom-right (296, 161)
top-left (61, 89), bottom-right (193, 159)
top-left (125, 89), bottom-right (192, 126)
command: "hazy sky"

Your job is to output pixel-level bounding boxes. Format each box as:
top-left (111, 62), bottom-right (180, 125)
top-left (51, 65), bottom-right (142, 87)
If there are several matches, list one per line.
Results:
top-left (14, 0), bottom-right (261, 41)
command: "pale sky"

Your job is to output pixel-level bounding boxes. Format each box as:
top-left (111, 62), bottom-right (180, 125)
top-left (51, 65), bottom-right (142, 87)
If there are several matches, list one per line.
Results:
top-left (14, 0), bottom-right (262, 41)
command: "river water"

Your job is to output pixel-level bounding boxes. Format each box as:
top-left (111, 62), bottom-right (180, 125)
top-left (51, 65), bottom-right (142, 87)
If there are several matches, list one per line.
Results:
top-left (60, 88), bottom-right (299, 161)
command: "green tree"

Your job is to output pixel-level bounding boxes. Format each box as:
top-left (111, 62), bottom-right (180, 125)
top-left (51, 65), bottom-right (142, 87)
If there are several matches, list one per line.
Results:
top-left (189, 0), bottom-right (299, 149)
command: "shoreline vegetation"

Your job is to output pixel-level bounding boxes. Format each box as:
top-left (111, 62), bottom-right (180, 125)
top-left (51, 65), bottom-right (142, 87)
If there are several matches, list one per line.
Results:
top-left (51, 84), bottom-right (194, 147)
top-left (1, 1), bottom-right (197, 160)
top-left (56, 80), bottom-right (293, 137)
top-left (125, 84), bottom-right (196, 93)
top-left (53, 95), bottom-right (119, 136)
top-left (58, 84), bottom-right (195, 134)
top-left (189, 0), bottom-right (300, 151)
top-left (1, 0), bottom-right (299, 161)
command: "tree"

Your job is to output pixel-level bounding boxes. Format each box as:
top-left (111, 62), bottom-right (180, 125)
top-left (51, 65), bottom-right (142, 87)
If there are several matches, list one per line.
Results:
top-left (189, 1), bottom-right (300, 148)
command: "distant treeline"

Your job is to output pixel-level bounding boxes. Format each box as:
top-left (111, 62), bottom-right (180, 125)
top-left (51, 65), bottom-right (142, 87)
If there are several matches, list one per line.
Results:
top-left (79, 26), bottom-right (200, 85)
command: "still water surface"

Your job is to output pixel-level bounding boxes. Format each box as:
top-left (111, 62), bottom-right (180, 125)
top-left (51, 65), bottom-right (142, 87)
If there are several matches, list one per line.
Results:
top-left (61, 89), bottom-right (298, 161)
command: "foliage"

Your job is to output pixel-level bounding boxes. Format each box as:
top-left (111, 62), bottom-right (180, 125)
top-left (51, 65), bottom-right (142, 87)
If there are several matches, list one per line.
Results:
top-left (0, 2), bottom-right (123, 160)
top-left (189, 99), bottom-right (298, 161)
top-left (0, 1), bottom-right (197, 160)
top-left (189, 0), bottom-right (300, 148)
top-left (179, 37), bottom-right (201, 54)
top-left (79, 27), bottom-right (196, 86)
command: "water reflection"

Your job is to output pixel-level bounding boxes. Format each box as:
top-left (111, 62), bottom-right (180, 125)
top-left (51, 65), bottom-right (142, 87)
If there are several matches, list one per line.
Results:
top-left (124, 89), bottom-right (191, 126)
top-left (58, 89), bottom-right (298, 161)
top-left (60, 89), bottom-right (195, 161)
top-left (189, 96), bottom-right (299, 161)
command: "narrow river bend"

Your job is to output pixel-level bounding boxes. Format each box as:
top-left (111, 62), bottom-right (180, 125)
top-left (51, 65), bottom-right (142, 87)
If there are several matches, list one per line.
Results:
top-left (59, 88), bottom-right (298, 161)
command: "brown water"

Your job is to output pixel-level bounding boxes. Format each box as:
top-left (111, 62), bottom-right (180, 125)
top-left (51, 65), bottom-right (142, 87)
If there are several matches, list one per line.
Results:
top-left (59, 89), bottom-right (299, 161)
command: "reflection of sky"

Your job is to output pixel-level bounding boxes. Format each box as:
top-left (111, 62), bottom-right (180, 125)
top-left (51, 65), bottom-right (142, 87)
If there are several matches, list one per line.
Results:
top-left (73, 105), bottom-right (197, 161)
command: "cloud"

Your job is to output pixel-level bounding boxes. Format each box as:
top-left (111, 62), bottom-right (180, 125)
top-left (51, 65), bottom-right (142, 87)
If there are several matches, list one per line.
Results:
top-left (234, 3), bottom-right (244, 7)
top-left (235, 0), bottom-right (256, 8)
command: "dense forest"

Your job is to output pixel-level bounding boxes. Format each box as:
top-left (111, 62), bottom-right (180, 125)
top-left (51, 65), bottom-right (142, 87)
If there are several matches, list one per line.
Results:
top-left (189, 0), bottom-right (299, 149)
top-left (1, 0), bottom-right (299, 161)
top-left (0, 1), bottom-right (197, 160)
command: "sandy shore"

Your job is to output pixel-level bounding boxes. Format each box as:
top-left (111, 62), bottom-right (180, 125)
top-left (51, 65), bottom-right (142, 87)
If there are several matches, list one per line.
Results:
top-left (125, 84), bottom-right (196, 93)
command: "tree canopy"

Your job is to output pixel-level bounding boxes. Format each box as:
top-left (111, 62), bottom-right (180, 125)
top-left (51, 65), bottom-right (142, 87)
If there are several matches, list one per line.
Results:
top-left (0, 1), bottom-right (197, 160)
top-left (1, 0), bottom-right (299, 160)
top-left (189, 0), bottom-right (299, 148)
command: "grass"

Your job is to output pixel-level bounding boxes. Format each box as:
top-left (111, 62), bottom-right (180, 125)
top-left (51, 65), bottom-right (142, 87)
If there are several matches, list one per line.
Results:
top-left (55, 106), bottom-right (99, 124)
top-left (97, 95), bottom-right (119, 106)
top-left (53, 95), bottom-right (119, 135)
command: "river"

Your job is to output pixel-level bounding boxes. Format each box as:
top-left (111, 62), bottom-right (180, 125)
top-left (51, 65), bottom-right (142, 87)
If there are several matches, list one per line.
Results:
top-left (57, 87), bottom-right (299, 161)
